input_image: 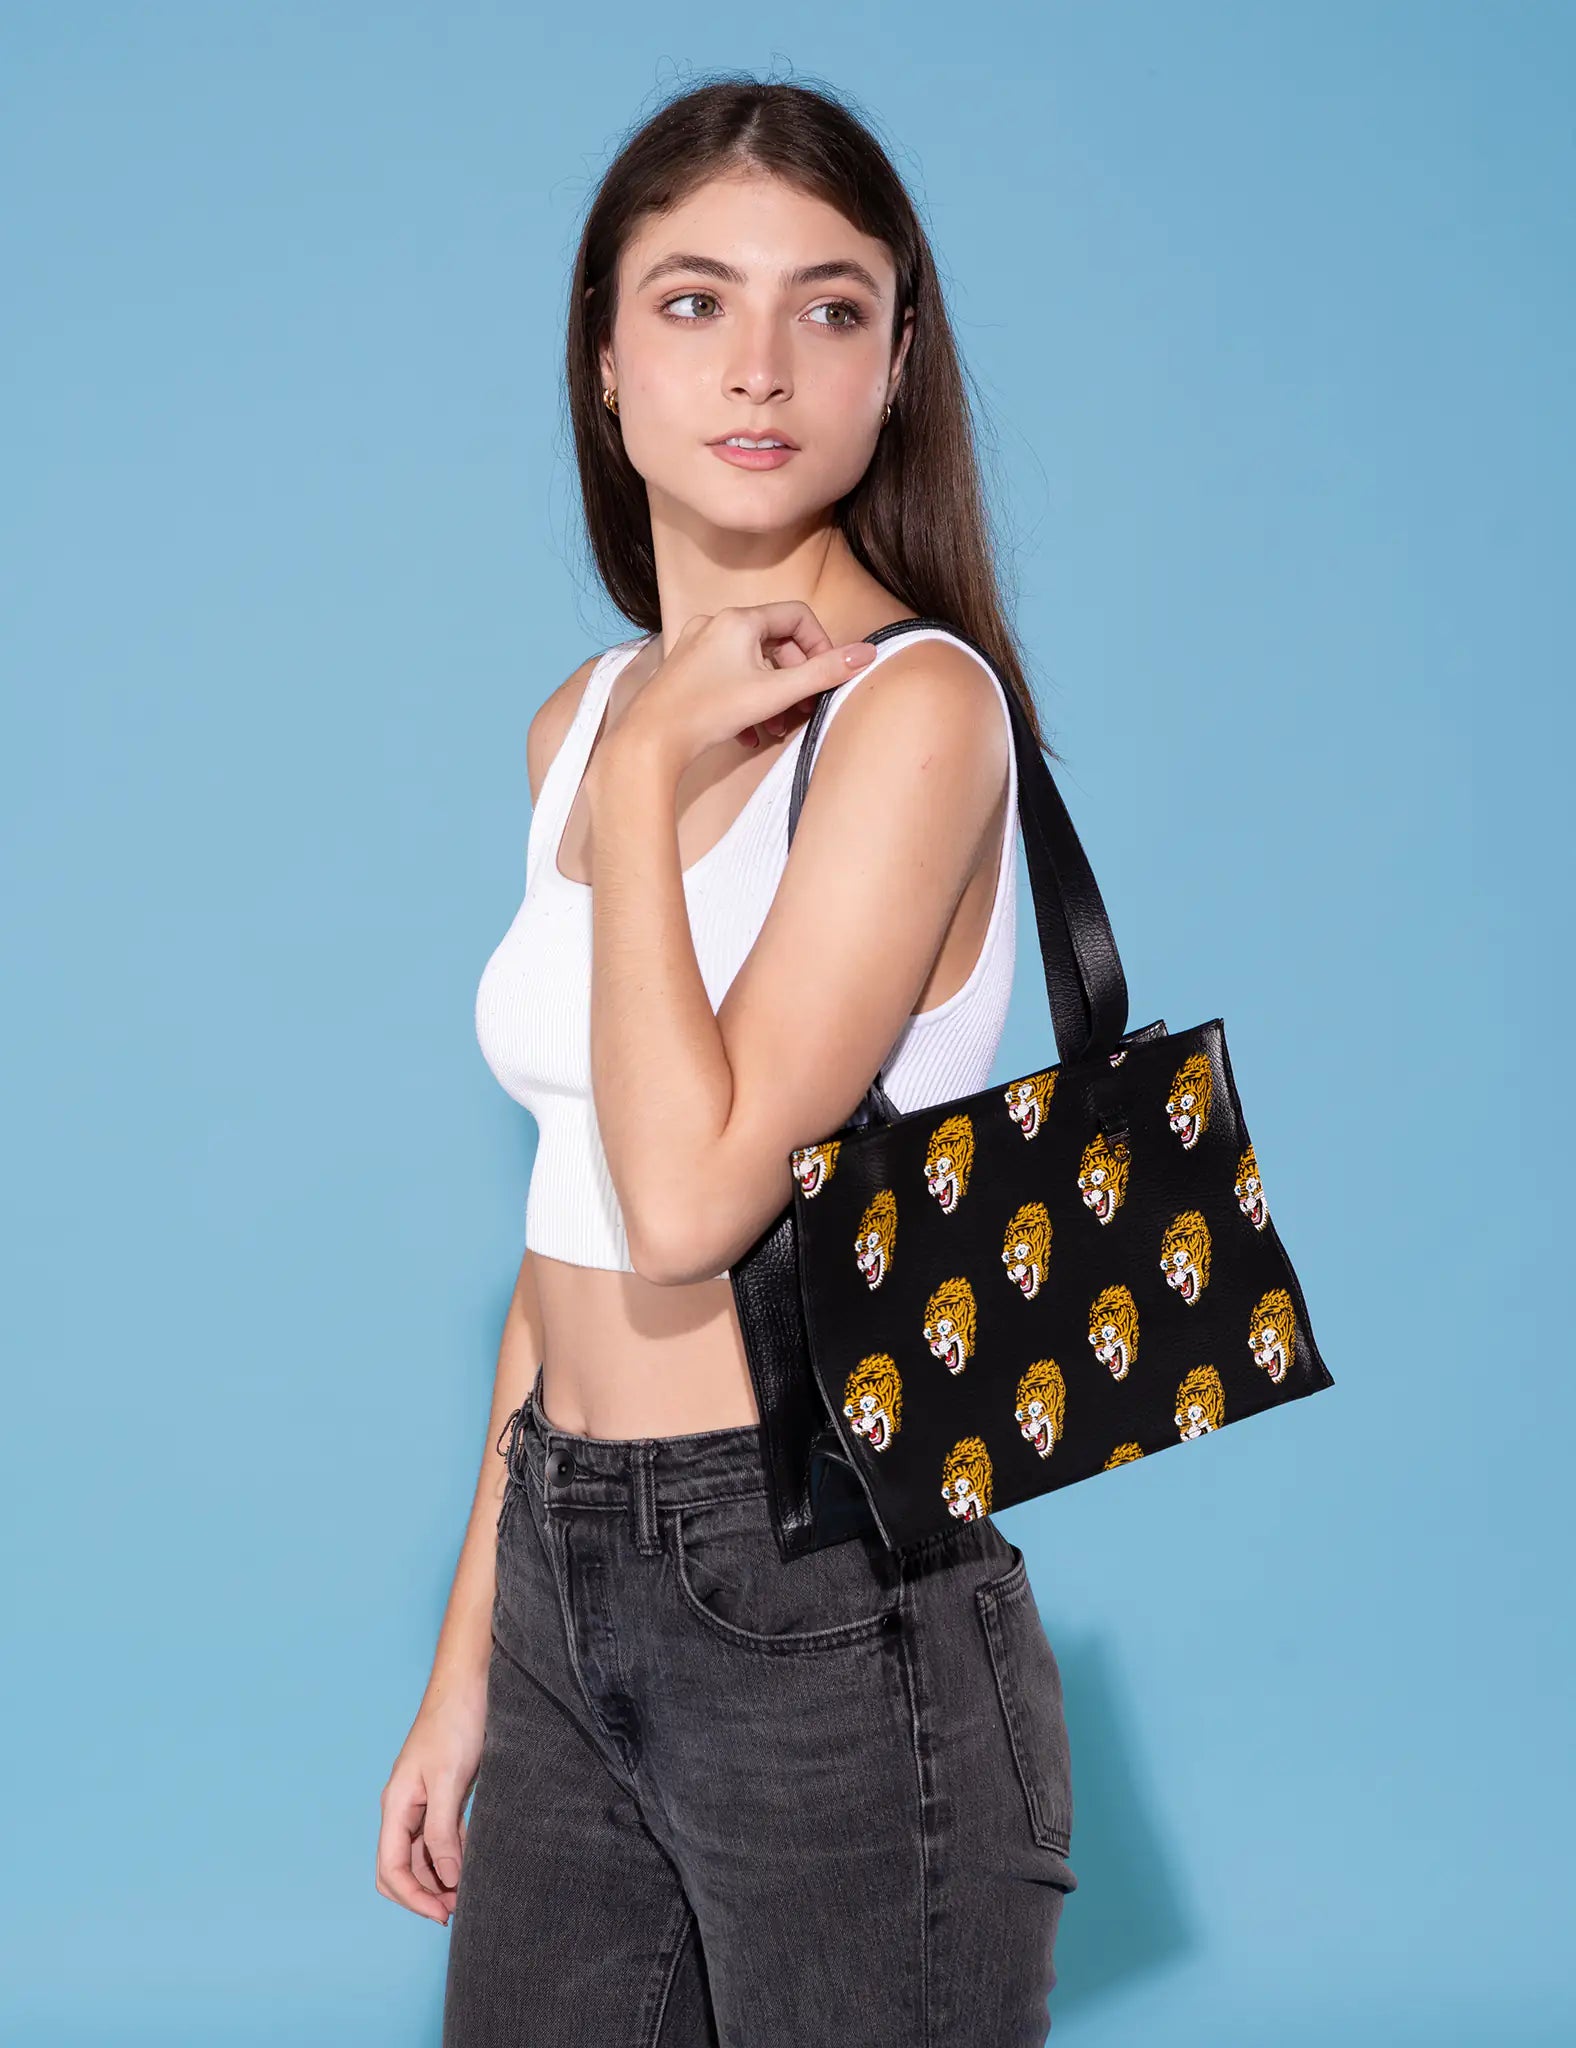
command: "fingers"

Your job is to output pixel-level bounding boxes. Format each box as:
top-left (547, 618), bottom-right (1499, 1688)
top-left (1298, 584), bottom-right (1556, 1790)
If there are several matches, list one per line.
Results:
top-left (757, 613), bottom-right (879, 695)
top-left (376, 1774), bottom-right (452, 1926)
top-left (739, 600), bottom-right (837, 666)
top-left (691, 603), bottom-right (877, 677)
top-left (799, 638), bottom-right (880, 694)
top-left (702, 600), bottom-right (848, 672)
top-left (692, 606), bottom-right (877, 749)
top-left (409, 1829), bottom-right (448, 1900)
top-left (764, 698), bottom-right (818, 743)
top-left (423, 1774), bottom-right (467, 1898)
top-left (739, 699), bottom-right (813, 748)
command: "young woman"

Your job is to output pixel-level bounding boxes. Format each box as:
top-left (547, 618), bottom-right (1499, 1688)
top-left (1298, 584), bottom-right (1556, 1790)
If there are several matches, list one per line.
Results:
top-left (378, 78), bottom-right (1079, 2047)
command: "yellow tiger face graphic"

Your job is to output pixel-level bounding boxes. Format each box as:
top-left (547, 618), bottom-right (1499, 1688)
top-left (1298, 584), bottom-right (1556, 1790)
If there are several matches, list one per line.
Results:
top-left (1077, 1131), bottom-right (1131, 1225)
top-left (941, 1435), bottom-right (993, 1520)
top-left (791, 1137), bottom-right (840, 1198)
top-left (1175, 1364), bottom-right (1225, 1438)
top-left (1234, 1143), bottom-right (1269, 1230)
top-left (842, 1353), bottom-right (902, 1451)
top-left (924, 1113), bottom-right (976, 1213)
top-left (1014, 1359), bottom-right (1066, 1460)
top-left (1160, 1209), bottom-right (1212, 1305)
top-left (1104, 1442), bottom-right (1144, 1468)
top-left (922, 1277), bottom-right (977, 1376)
top-left (1001, 1200), bottom-right (1054, 1300)
top-left (1088, 1283), bottom-right (1139, 1381)
top-left (1166, 1051), bottom-right (1212, 1148)
top-left (1004, 1068), bottom-right (1057, 1139)
top-left (1249, 1287), bottom-right (1296, 1383)
top-left (854, 1188), bottom-right (898, 1289)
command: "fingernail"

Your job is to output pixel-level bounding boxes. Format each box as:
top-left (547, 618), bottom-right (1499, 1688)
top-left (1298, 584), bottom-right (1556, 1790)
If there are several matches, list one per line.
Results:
top-left (843, 642), bottom-right (878, 665)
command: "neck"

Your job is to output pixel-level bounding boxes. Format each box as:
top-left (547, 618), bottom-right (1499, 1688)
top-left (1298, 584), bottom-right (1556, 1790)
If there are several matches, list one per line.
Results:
top-left (642, 505), bottom-right (907, 658)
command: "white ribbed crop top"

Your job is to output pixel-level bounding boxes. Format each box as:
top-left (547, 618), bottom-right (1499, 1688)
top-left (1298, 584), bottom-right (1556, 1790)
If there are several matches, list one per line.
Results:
top-left (473, 625), bottom-right (1020, 1275)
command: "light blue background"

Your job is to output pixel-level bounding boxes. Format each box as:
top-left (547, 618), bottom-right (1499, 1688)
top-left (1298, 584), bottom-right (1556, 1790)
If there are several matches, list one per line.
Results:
top-left (5, 5), bottom-right (1571, 2043)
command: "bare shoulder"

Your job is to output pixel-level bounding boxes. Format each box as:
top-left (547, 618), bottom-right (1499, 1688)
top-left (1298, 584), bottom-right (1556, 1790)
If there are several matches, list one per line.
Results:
top-left (807, 633), bottom-right (1012, 823)
top-left (524, 648), bottom-right (608, 805)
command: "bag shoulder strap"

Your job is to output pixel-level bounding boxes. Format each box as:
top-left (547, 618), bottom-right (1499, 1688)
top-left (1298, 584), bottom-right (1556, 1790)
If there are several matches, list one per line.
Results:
top-left (787, 617), bottom-right (1130, 1124)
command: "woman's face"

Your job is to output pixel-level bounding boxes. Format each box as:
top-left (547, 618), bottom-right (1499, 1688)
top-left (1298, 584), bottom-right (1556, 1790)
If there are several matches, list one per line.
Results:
top-left (599, 168), bottom-right (912, 537)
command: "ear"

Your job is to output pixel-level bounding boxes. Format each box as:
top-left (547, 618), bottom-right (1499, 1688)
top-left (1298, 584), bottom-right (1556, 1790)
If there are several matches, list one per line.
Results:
top-left (585, 285), bottom-right (614, 389)
top-left (888, 304), bottom-right (916, 402)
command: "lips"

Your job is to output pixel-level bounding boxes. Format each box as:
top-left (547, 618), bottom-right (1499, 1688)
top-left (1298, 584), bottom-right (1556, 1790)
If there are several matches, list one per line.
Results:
top-left (710, 430), bottom-right (798, 449)
top-left (710, 440), bottom-right (797, 471)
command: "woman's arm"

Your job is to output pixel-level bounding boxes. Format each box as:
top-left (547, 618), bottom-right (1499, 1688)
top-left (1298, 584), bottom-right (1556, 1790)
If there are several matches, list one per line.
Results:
top-left (377, 1243), bottom-right (543, 1925)
top-left (583, 608), bottom-right (1011, 1286)
top-left (379, 650), bottom-right (620, 1922)
top-left (428, 1243), bottom-right (542, 1708)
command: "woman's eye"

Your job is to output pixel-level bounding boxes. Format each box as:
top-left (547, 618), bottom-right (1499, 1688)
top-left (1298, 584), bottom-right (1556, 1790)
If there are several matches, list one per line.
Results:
top-left (661, 291), bottom-right (720, 320)
top-left (807, 299), bottom-right (864, 329)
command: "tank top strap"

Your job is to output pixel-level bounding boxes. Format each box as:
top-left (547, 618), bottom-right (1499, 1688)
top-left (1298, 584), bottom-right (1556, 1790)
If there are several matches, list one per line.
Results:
top-left (525, 637), bottom-right (645, 891)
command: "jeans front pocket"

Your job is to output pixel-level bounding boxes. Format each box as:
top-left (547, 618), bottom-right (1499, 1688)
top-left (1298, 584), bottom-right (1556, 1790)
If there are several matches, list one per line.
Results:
top-left (975, 1544), bottom-right (1074, 1852)
top-left (673, 1496), bottom-right (902, 1654)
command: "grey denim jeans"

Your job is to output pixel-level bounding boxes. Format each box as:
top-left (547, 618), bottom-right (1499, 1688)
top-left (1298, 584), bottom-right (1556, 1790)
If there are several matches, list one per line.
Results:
top-left (441, 1365), bottom-right (1077, 2047)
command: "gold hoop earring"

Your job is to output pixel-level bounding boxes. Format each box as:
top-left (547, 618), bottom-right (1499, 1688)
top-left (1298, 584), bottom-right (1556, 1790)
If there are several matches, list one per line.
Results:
top-left (603, 386), bottom-right (619, 417)
top-left (881, 402), bottom-right (892, 426)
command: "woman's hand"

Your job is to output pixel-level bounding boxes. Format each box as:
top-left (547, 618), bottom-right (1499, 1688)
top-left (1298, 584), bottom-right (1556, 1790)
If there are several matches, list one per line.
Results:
top-left (376, 1681), bottom-right (489, 1926)
top-left (604, 602), bottom-right (878, 777)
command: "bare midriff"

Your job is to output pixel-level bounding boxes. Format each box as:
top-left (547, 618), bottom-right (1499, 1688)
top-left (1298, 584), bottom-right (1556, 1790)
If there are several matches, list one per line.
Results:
top-left (530, 1260), bottom-right (763, 1438)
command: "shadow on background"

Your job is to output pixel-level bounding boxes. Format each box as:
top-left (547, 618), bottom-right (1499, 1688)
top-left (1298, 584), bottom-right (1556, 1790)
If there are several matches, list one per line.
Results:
top-left (1044, 1630), bottom-right (1196, 2022)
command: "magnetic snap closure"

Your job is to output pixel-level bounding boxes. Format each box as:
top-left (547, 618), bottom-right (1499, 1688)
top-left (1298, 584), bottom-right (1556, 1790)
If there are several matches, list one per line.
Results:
top-left (547, 1448), bottom-right (575, 1482)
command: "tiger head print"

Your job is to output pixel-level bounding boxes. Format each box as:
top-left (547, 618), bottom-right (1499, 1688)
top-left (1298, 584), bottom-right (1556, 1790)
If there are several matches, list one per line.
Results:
top-left (1104, 1442), bottom-right (1145, 1468)
top-left (941, 1435), bottom-right (993, 1520)
top-left (1160, 1209), bottom-right (1212, 1305)
top-left (1001, 1200), bottom-right (1054, 1300)
top-left (842, 1353), bottom-right (902, 1451)
top-left (791, 1137), bottom-right (840, 1198)
top-left (1249, 1287), bottom-right (1296, 1383)
top-left (1004, 1067), bottom-right (1057, 1140)
top-left (922, 1277), bottom-right (977, 1376)
top-left (1166, 1051), bottom-right (1212, 1148)
top-left (924, 1113), bottom-right (976, 1213)
top-left (853, 1188), bottom-right (898, 1289)
top-left (1175, 1364), bottom-right (1225, 1439)
top-left (1077, 1131), bottom-right (1131, 1225)
top-left (1088, 1283), bottom-right (1139, 1381)
top-left (1233, 1142), bottom-right (1269, 1230)
top-left (1014, 1359), bottom-right (1066, 1460)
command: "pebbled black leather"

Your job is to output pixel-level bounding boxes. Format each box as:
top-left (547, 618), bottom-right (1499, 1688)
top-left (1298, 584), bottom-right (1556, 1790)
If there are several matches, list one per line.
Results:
top-left (728, 618), bottom-right (1333, 1557)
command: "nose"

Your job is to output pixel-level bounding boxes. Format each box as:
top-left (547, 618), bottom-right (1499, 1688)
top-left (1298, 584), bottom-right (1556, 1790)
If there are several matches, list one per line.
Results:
top-left (728, 372), bottom-right (791, 407)
top-left (726, 324), bottom-right (792, 405)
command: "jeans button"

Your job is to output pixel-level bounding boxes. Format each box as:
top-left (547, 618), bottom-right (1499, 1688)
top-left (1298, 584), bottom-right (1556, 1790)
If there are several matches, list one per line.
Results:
top-left (547, 1448), bottom-right (575, 1482)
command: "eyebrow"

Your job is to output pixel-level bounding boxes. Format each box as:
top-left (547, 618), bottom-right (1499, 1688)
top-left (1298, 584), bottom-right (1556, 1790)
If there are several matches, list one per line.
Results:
top-left (633, 252), bottom-right (887, 301)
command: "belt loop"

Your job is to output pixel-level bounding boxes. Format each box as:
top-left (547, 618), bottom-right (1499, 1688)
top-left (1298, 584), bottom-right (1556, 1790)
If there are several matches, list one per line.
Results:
top-left (631, 1440), bottom-right (661, 1555)
top-left (496, 1402), bottom-right (528, 1482)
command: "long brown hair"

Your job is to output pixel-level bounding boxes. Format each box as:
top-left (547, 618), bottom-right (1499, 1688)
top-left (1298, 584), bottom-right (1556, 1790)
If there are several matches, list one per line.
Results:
top-left (565, 74), bottom-right (1055, 757)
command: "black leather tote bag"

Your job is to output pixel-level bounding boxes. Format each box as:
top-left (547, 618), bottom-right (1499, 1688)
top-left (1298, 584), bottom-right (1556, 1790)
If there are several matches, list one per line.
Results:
top-left (728, 617), bottom-right (1333, 1558)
